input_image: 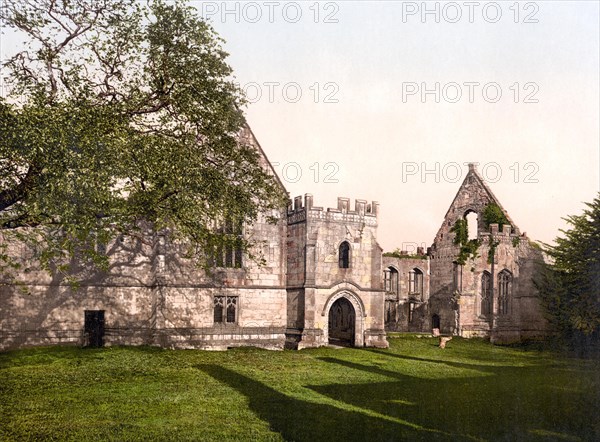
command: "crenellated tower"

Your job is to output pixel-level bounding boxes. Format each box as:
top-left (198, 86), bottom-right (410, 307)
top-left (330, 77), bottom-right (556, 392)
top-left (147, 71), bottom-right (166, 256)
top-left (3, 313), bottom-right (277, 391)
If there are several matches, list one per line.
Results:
top-left (285, 194), bottom-right (388, 349)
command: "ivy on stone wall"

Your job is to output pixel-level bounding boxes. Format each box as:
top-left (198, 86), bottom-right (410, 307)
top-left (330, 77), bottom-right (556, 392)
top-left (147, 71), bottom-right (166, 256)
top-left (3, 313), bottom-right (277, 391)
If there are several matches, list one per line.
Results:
top-left (488, 237), bottom-right (500, 264)
top-left (451, 219), bottom-right (481, 265)
top-left (482, 203), bottom-right (511, 232)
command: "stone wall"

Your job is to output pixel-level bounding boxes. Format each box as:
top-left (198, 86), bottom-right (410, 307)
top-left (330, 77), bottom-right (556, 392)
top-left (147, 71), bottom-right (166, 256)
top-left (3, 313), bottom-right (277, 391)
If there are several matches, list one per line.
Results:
top-left (0, 211), bottom-right (289, 351)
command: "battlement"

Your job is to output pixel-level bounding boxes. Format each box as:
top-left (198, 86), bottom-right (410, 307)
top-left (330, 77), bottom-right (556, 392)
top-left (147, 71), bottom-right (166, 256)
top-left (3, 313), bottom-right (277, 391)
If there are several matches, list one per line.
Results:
top-left (287, 194), bottom-right (379, 225)
top-left (478, 223), bottom-right (529, 244)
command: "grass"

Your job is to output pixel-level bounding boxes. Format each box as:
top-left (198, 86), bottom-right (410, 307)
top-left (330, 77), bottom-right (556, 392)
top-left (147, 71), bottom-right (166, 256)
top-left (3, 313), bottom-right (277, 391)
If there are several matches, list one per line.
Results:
top-left (1, 335), bottom-right (599, 441)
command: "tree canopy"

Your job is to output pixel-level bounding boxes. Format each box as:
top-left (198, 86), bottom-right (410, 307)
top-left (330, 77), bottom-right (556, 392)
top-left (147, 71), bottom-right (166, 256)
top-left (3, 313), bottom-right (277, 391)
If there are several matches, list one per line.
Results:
top-left (0, 0), bottom-right (286, 276)
top-left (536, 193), bottom-right (600, 350)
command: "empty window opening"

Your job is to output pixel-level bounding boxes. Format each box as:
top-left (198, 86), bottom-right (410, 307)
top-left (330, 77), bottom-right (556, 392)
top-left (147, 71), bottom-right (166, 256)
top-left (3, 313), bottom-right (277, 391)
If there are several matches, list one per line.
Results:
top-left (466, 211), bottom-right (478, 240)
top-left (384, 267), bottom-right (399, 293)
top-left (409, 268), bottom-right (424, 299)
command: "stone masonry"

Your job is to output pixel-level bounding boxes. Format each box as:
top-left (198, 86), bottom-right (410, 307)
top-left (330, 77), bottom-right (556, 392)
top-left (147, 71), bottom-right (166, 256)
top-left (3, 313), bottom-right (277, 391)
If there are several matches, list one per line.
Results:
top-left (0, 128), bottom-right (548, 350)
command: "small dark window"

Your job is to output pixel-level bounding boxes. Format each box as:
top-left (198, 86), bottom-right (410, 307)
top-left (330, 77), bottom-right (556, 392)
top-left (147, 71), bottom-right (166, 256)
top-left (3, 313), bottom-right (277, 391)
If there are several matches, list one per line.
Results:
top-left (214, 295), bottom-right (238, 324)
top-left (339, 241), bottom-right (350, 268)
top-left (432, 314), bottom-right (441, 329)
top-left (84, 310), bottom-right (105, 347)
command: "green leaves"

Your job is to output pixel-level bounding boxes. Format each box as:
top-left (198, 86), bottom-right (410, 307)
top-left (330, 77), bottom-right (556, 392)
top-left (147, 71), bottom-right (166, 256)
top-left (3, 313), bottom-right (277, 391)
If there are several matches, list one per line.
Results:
top-left (450, 219), bottom-right (480, 265)
top-left (536, 193), bottom-right (600, 344)
top-left (482, 203), bottom-right (511, 232)
top-left (0, 0), bottom-right (287, 279)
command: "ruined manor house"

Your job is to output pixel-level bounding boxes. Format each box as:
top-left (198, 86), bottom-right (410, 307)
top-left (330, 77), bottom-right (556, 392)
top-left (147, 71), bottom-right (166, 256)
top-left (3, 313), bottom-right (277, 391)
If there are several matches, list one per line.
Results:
top-left (0, 127), bottom-right (548, 350)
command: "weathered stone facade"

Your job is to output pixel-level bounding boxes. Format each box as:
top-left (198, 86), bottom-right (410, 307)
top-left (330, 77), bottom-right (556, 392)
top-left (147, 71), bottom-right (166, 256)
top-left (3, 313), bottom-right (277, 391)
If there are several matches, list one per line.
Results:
top-left (382, 252), bottom-right (430, 333)
top-left (0, 132), bottom-right (547, 351)
top-left (284, 194), bottom-right (388, 349)
top-left (427, 164), bottom-right (547, 343)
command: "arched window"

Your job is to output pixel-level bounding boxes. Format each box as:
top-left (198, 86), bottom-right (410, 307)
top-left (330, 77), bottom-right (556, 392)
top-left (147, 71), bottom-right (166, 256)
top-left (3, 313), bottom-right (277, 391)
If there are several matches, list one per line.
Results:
top-left (409, 268), bottom-right (424, 299)
top-left (466, 211), bottom-right (478, 240)
top-left (481, 271), bottom-right (492, 315)
top-left (498, 270), bottom-right (512, 315)
top-left (384, 267), bottom-right (398, 294)
top-left (339, 241), bottom-right (350, 268)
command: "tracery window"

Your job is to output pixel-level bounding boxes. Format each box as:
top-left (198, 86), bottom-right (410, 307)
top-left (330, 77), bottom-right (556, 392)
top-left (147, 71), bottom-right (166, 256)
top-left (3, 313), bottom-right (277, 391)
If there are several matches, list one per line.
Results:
top-left (214, 296), bottom-right (238, 324)
top-left (498, 270), bottom-right (512, 315)
top-left (481, 271), bottom-right (492, 315)
top-left (214, 217), bottom-right (243, 268)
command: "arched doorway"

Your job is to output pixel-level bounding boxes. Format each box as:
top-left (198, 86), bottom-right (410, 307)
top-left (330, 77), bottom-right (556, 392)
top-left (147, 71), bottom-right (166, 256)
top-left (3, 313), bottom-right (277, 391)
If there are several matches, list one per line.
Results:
top-left (432, 314), bottom-right (441, 330)
top-left (328, 297), bottom-right (356, 346)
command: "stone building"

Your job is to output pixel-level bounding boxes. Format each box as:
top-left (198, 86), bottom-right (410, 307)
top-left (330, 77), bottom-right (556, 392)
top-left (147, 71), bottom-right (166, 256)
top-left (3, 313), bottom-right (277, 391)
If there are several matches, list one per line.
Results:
top-left (0, 129), bottom-right (547, 351)
top-left (427, 164), bottom-right (547, 343)
top-left (382, 251), bottom-right (430, 333)
top-left (285, 194), bottom-right (387, 349)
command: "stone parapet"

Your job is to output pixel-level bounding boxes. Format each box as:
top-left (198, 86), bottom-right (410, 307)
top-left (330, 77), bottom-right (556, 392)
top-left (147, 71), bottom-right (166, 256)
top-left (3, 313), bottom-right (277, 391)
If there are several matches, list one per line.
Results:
top-left (287, 194), bottom-right (378, 226)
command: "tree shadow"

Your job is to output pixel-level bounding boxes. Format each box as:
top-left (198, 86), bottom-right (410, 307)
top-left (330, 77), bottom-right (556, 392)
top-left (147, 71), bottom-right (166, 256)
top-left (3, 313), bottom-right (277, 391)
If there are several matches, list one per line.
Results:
top-left (312, 356), bottom-right (600, 441)
top-left (197, 364), bottom-right (468, 441)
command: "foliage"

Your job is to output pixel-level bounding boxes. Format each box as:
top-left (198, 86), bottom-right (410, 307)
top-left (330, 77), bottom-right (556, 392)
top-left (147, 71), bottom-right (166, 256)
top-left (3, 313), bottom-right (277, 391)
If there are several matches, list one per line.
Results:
top-left (488, 237), bottom-right (500, 265)
top-left (451, 219), bottom-right (480, 265)
top-left (0, 0), bottom-right (286, 277)
top-left (482, 203), bottom-right (511, 232)
top-left (512, 236), bottom-right (521, 247)
top-left (1, 337), bottom-right (599, 441)
top-left (535, 193), bottom-right (600, 349)
top-left (383, 249), bottom-right (428, 260)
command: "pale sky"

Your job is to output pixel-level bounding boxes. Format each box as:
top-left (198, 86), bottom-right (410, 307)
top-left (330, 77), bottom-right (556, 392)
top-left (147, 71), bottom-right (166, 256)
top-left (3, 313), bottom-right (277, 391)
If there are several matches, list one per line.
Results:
top-left (2, 1), bottom-right (599, 252)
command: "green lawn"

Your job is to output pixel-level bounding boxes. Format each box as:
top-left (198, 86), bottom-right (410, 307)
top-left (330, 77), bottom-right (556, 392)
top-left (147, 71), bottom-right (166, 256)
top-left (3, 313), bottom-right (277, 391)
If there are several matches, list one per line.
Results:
top-left (1, 336), bottom-right (599, 441)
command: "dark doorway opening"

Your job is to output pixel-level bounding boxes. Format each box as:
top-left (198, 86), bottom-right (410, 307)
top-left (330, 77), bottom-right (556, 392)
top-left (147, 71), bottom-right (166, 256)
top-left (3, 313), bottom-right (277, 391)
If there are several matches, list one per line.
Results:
top-left (328, 298), bottom-right (355, 347)
top-left (432, 314), bottom-right (441, 330)
top-left (84, 310), bottom-right (105, 347)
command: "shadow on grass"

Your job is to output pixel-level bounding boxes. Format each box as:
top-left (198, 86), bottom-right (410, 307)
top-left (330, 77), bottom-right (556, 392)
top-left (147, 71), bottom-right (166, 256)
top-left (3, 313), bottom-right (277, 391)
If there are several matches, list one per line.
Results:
top-left (197, 364), bottom-right (469, 441)
top-left (312, 356), bottom-right (600, 441)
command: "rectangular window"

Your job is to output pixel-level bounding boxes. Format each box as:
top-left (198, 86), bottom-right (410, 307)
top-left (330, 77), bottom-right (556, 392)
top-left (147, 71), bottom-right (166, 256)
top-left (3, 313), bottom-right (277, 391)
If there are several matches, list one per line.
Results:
top-left (409, 269), bottom-right (423, 299)
top-left (213, 217), bottom-right (243, 268)
top-left (214, 295), bottom-right (238, 324)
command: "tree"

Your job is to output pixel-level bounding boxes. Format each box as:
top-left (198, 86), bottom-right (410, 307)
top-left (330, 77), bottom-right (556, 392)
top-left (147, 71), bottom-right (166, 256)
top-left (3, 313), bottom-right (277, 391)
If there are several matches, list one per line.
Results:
top-left (0, 0), bottom-right (287, 277)
top-left (535, 193), bottom-right (600, 351)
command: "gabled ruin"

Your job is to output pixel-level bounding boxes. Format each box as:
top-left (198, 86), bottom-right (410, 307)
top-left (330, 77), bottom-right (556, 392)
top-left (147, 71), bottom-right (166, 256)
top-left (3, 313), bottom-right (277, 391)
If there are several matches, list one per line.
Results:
top-left (427, 163), bottom-right (547, 343)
